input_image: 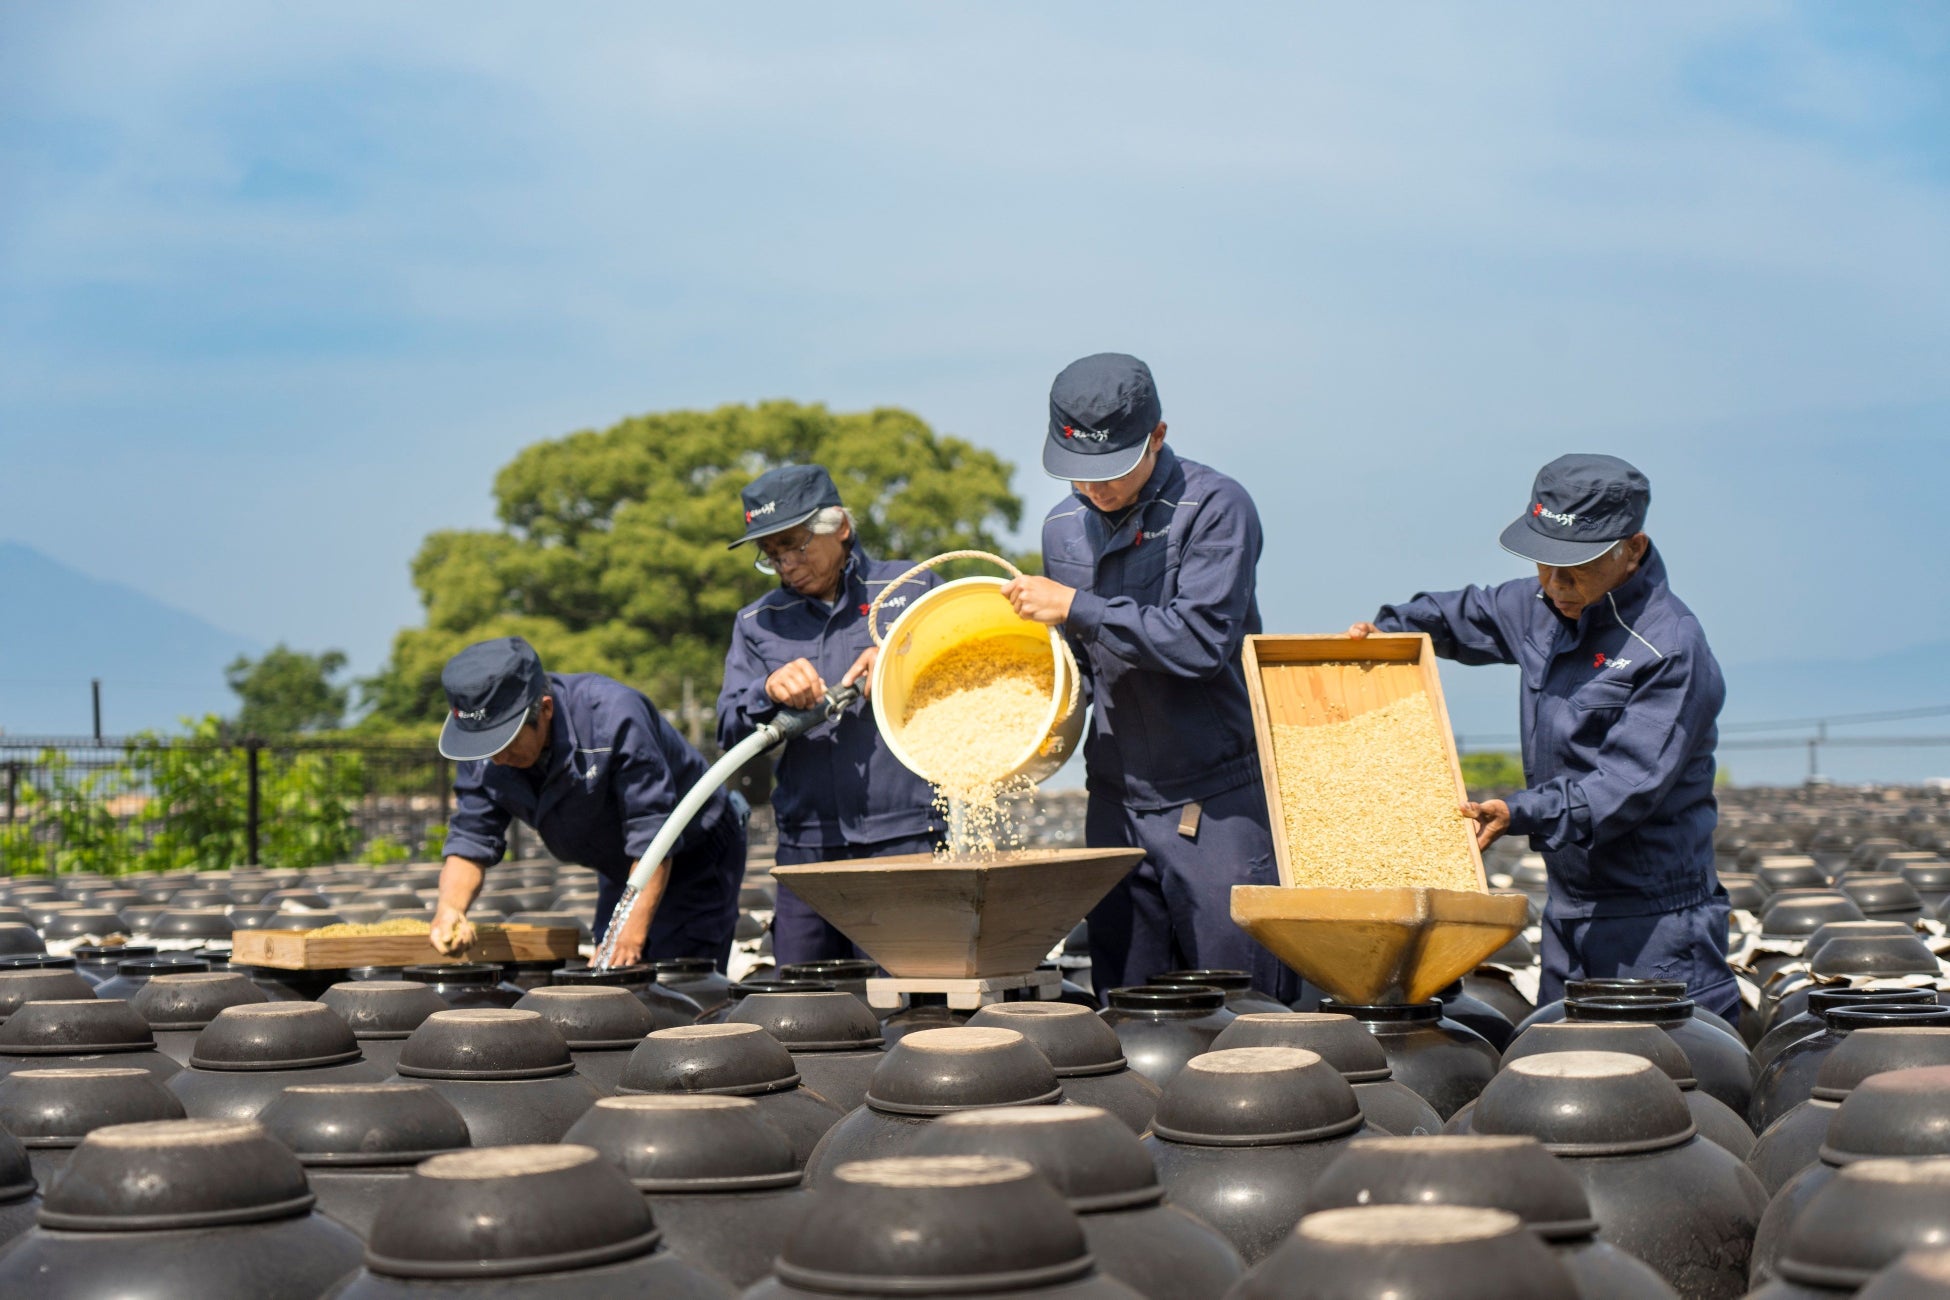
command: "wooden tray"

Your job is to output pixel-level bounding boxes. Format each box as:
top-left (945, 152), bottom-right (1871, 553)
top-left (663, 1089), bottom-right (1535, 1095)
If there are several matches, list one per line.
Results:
top-left (1242, 632), bottom-right (1485, 890)
top-left (229, 924), bottom-right (580, 971)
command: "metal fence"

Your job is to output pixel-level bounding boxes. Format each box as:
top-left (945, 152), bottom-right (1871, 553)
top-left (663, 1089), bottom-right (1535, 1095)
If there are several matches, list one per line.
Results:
top-left (0, 736), bottom-right (454, 874)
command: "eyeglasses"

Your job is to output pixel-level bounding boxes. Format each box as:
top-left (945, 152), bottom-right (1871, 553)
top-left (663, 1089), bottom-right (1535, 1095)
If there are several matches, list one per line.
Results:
top-left (755, 538), bottom-right (816, 576)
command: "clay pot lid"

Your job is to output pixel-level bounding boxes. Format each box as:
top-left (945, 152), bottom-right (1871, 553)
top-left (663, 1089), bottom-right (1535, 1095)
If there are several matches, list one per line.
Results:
top-left (1273, 1205), bottom-right (1572, 1299)
top-left (1107, 984), bottom-right (1227, 1012)
top-left (40, 909), bottom-right (128, 941)
top-left (1822, 1066), bottom-right (1950, 1162)
top-left (564, 1094), bottom-right (799, 1191)
top-left (966, 1002), bottom-right (1128, 1077)
top-left (73, 942), bottom-right (154, 961)
top-left (778, 959), bottom-right (878, 982)
top-left (513, 986), bottom-right (656, 1049)
top-left (548, 964), bottom-right (653, 987)
top-left (1805, 987), bottom-right (1936, 1021)
top-left (0, 1066), bottom-right (185, 1147)
top-left (0, 923), bottom-right (42, 956)
top-left (1306, 1135), bottom-right (1600, 1241)
top-left (187, 1002), bottom-right (363, 1070)
top-left (776, 1156), bottom-right (1092, 1295)
top-left (129, 972), bottom-right (267, 1030)
top-left (1826, 1004), bottom-right (1950, 1034)
top-left (651, 957), bottom-right (720, 977)
top-left (1814, 1029), bottom-right (1950, 1102)
top-left (0, 968), bottom-right (96, 1020)
top-left (1810, 934), bottom-right (1940, 979)
top-left (39, 1118), bottom-right (316, 1230)
top-left (256, 1082), bottom-right (470, 1166)
top-left (1906, 862), bottom-right (1950, 886)
top-left (619, 1022), bottom-right (802, 1096)
top-left (1151, 968), bottom-right (1254, 992)
top-left (864, 1027), bottom-right (1061, 1116)
top-left (727, 977), bottom-right (838, 1003)
top-left (1805, 920), bottom-right (1919, 956)
top-left (261, 889), bottom-right (330, 909)
top-left (1780, 1157), bottom-right (1950, 1291)
top-left (1500, 1021), bottom-right (1698, 1090)
top-left (1858, 1246), bottom-right (1950, 1296)
top-left (1563, 978), bottom-right (1685, 1000)
top-left (0, 998), bottom-right (156, 1053)
top-left (364, 1145), bottom-right (661, 1280)
top-left (264, 911), bottom-right (347, 932)
top-left (1472, 1052), bottom-right (1696, 1155)
top-left (1317, 998), bottom-right (1443, 1022)
top-left (1841, 875), bottom-right (1926, 914)
top-left (1762, 894), bottom-right (1867, 936)
top-left (1758, 862), bottom-right (1829, 889)
top-left (396, 1008), bottom-right (574, 1080)
top-left (149, 908), bottom-right (235, 939)
top-left (0, 954), bottom-right (74, 974)
top-left (729, 990), bottom-right (885, 1052)
top-left (1211, 1012), bottom-right (1395, 1083)
top-left (402, 963), bottom-right (504, 986)
top-left (1563, 994), bottom-right (1696, 1026)
top-left (1150, 1046), bottom-right (1363, 1146)
top-left (320, 980), bottom-right (450, 1039)
top-left (913, 1104), bottom-right (1162, 1211)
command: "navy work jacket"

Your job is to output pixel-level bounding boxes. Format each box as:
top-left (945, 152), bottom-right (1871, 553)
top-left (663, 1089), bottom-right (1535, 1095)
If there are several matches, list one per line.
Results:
top-left (716, 545), bottom-right (940, 848)
top-left (1375, 547), bottom-right (1725, 917)
top-left (1042, 445), bottom-right (1267, 811)
top-left (446, 672), bottom-right (731, 881)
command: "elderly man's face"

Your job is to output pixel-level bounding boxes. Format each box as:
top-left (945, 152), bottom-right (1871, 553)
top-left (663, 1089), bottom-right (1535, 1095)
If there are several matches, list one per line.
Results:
top-left (491, 695), bottom-right (556, 769)
top-left (1073, 424), bottom-right (1168, 514)
top-left (1537, 533), bottom-right (1651, 622)
top-left (761, 519), bottom-right (851, 601)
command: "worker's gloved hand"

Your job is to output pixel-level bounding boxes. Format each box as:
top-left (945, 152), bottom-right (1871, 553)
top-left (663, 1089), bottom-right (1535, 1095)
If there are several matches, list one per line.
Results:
top-left (839, 646), bottom-right (878, 698)
top-left (766, 658), bottom-right (828, 710)
top-left (1461, 799), bottom-right (1511, 851)
top-left (1346, 622), bottom-right (1380, 639)
top-left (1000, 576), bottom-right (1076, 626)
top-left (429, 906), bottom-right (477, 955)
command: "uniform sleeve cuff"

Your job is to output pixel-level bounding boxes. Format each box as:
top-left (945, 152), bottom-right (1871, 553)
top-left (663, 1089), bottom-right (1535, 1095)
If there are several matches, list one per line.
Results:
top-left (1501, 790), bottom-right (1544, 836)
top-left (1066, 588), bottom-right (1106, 638)
top-left (442, 835), bottom-right (503, 868)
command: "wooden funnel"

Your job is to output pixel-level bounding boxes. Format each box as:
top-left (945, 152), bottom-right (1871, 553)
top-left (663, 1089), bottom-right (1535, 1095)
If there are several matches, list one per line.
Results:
top-left (1233, 885), bottom-right (1529, 1006)
top-left (770, 848), bottom-right (1144, 979)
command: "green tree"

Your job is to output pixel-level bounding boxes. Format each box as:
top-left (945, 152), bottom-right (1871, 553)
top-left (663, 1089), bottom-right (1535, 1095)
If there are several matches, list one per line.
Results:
top-left (363, 401), bottom-right (1026, 727)
top-left (1460, 750), bottom-right (1526, 792)
top-left (227, 645), bottom-right (350, 735)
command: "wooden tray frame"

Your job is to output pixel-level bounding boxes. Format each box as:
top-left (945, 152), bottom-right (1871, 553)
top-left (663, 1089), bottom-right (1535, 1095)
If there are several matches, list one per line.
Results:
top-left (229, 923), bottom-right (580, 971)
top-left (1241, 632), bottom-right (1485, 890)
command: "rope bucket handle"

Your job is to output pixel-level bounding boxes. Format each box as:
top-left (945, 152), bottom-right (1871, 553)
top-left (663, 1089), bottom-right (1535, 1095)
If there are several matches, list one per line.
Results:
top-left (866, 550), bottom-right (1081, 720)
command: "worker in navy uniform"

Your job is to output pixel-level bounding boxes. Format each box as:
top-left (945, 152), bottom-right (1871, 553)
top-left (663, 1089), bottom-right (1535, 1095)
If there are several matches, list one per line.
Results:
top-left (717, 463), bottom-right (942, 964)
top-left (432, 636), bottom-right (746, 970)
top-left (1001, 353), bottom-right (1295, 1000)
top-left (1351, 454), bottom-right (1737, 1020)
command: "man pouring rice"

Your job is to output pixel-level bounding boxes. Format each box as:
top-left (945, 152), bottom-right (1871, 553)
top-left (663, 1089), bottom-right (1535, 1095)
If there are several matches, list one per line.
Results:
top-left (1349, 454), bottom-right (1738, 1021)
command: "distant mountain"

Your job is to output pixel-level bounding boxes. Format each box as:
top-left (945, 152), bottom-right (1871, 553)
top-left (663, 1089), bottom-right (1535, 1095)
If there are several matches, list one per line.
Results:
top-left (0, 542), bottom-right (258, 737)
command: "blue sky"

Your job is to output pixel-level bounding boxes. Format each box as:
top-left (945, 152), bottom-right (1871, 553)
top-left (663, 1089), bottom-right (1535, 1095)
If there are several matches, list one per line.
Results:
top-left (2, 3), bottom-right (1947, 780)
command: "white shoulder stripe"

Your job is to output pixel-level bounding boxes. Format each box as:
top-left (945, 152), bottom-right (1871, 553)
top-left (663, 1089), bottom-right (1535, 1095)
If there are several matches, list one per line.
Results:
top-left (1607, 593), bottom-right (1666, 659)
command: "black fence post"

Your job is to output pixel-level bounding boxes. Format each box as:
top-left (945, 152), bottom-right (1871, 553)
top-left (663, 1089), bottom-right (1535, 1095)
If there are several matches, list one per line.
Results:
top-left (246, 739), bottom-right (262, 867)
top-left (4, 761), bottom-right (17, 826)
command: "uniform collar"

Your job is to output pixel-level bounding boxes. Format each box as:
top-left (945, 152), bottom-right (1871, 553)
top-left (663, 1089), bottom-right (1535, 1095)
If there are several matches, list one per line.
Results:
top-left (1538, 544), bottom-right (1667, 645)
top-left (1076, 444), bottom-right (1182, 541)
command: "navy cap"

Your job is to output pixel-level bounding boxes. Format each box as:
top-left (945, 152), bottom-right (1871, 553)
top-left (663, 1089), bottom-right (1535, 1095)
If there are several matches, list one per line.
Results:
top-left (1042, 353), bottom-right (1163, 483)
top-left (438, 637), bottom-right (548, 762)
top-left (1498, 454), bottom-right (1651, 567)
top-left (728, 464), bottom-right (844, 549)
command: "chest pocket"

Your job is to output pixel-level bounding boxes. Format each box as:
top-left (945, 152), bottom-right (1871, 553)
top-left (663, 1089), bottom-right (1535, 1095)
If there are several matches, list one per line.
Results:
top-left (1570, 677), bottom-right (1633, 712)
top-left (1110, 531), bottom-right (1174, 603)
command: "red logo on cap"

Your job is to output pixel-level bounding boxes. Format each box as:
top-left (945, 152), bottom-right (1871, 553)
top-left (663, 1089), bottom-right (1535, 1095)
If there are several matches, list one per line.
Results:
top-left (1594, 653), bottom-right (1607, 668)
top-left (1062, 425), bottom-right (1075, 438)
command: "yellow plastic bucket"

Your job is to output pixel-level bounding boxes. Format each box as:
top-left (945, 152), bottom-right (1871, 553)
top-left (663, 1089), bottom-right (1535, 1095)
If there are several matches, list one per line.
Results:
top-left (869, 554), bottom-right (1085, 791)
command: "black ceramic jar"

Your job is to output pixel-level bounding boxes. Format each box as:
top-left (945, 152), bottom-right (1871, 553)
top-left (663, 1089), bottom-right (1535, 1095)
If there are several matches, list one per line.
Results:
top-left (256, 1082), bottom-right (470, 1238)
top-left (0, 1117), bottom-right (365, 1299)
top-left (914, 1104), bottom-right (1247, 1300)
top-left (1752, 987), bottom-right (1935, 1071)
top-left (319, 979), bottom-right (451, 1073)
top-left (0, 1065), bottom-right (186, 1185)
top-left (1491, 1019), bottom-right (1756, 1159)
top-left (745, 1154), bottom-right (1139, 1300)
top-left (1475, 1051), bottom-right (1768, 1299)
top-left (1751, 1002), bottom-right (1950, 1131)
top-left (0, 967), bottom-right (95, 1023)
top-left (1303, 1135), bottom-right (1679, 1299)
top-left (390, 1008), bottom-right (602, 1145)
top-left (1099, 985), bottom-right (1237, 1088)
top-left (803, 1026), bottom-right (1064, 1183)
top-left (1752, 1157), bottom-right (1950, 1297)
top-left (89, 955), bottom-right (211, 1002)
top-left (513, 985), bottom-right (656, 1091)
top-left (966, 1001), bottom-right (1161, 1134)
top-left (0, 924), bottom-right (43, 959)
top-left (1748, 1027), bottom-right (1950, 1197)
top-left (779, 958), bottom-right (879, 1003)
top-left (400, 963), bottom-right (525, 1009)
top-left (547, 964), bottom-right (702, 1026)
top-left (1514, 977), bottom-right (1744, 1042)
top-left (616, 1022), bottom-right (845, 1167)
top-left (72, 943), bottom-right (158, 987)
top-left (1752, 1064), bottom-right (1950, 1285)
top-left (563, 1093), bottom-right (806, 1288)
top-left (729, 990), bottom-right (886, 1111)
top-left (651, 957), bottom-right (732, 1016)
top-left (697, 978), bottom-right (837, 1025)
top-left (166, 1001), bottom-right (387, 1119)
top-left (1141, 1046), bottom-right (1370, 1265)
top-left (129, 971), bottom-right (270, 1065)
top-left (0, 997), bottom-right (180, 1082)
top-left (1316, 998), bottom-right (1498, 1120)
top-left (878, 991), bottom-right (973, 1043)
top-left (1562, 994), bottom-right (1756, 1116)
top-left (330, 1145), bottom-right (734, 1298)
top-left (1228, 1204), bottom-right (1580, 1300)
top-left (1148, 969), bottom-right (1289, 1016)
top-left (1433, 981), bottom-right (1518, 1052)
top-left (1211, 1012), bottom-right (1444, 1138)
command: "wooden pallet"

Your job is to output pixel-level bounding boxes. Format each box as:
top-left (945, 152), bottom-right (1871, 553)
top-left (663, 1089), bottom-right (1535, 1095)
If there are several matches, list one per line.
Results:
top-left (1242, 632), bottom-right (1485, 891)
top-left (229, 924), bottom-right (580, 971)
